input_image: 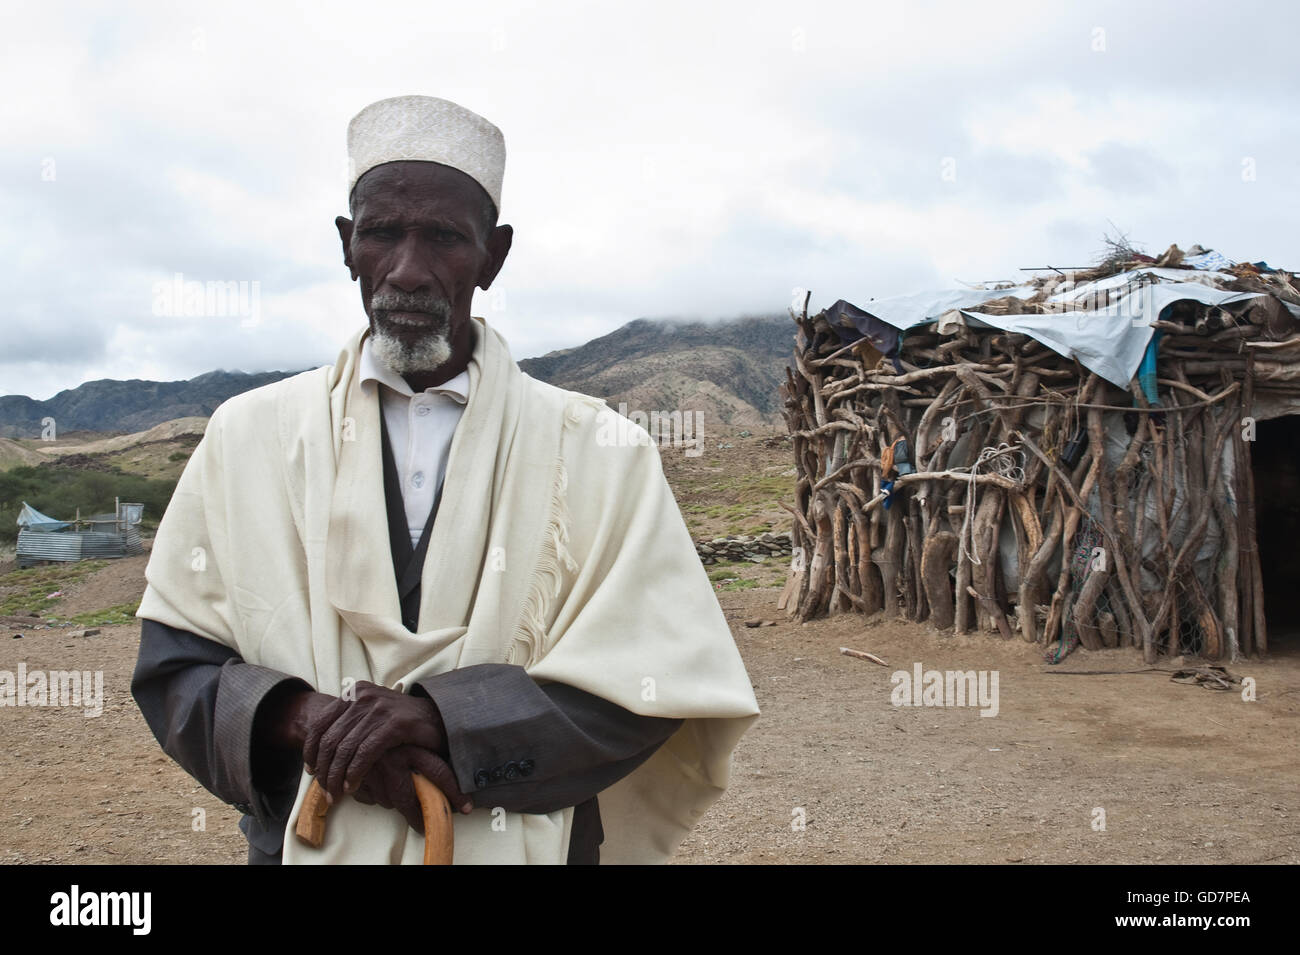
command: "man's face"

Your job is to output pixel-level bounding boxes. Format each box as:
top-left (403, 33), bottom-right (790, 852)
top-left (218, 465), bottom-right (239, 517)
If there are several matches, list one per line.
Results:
top-left (336, 161), bottom-right (512, 380)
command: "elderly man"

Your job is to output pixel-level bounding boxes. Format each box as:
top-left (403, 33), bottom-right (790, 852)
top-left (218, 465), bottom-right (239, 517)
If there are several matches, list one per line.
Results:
top-left (131, 95), bottom-right (759, 864)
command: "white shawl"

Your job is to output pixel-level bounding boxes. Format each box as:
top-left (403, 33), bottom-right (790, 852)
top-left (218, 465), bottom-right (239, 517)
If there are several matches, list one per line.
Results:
top-left (136, 316), bottom-right (759, 864)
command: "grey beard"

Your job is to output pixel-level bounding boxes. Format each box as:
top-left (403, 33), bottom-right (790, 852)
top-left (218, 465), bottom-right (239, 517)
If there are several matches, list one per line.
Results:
top-left (368, 290), bottom-right (453, 375)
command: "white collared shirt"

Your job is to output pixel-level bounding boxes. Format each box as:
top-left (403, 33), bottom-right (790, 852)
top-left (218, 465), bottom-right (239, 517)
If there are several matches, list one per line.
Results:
top-left (359, 333), bottom-right (471, 547)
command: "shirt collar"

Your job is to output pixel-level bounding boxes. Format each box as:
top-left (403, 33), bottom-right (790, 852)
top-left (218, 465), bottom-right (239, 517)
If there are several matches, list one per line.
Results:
top-left (359, 331), bottom-right (469, 404)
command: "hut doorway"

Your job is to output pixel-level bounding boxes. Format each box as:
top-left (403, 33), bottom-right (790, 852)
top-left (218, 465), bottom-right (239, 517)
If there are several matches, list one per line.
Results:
top-left (1252, 415), bottom-right (1300, 651)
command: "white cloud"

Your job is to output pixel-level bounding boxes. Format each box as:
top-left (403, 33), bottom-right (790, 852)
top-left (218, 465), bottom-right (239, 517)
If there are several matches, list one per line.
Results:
top-left (3, 0), bottom-right (1298, 401)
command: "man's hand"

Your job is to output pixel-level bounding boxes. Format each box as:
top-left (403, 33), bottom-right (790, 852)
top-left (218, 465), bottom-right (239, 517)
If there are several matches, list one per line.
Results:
top-left (302, 680), bottom-right (451, 804)
top-left (350, 744), bottom-right (473, 829)
top-left (258, 685), bottom-right (336, 752)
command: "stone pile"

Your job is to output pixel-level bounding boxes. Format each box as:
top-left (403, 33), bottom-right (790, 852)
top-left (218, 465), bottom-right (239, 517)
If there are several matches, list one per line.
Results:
top-left (695, 531), bottom-right (793, 565)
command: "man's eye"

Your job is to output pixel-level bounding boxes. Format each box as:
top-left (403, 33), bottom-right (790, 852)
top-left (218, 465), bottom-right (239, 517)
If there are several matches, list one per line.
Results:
top-left (362, 227), bottom-right (400, 239)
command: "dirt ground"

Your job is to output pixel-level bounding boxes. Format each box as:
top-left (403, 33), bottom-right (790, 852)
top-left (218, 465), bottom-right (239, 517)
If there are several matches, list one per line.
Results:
top-left (678, 591), bottom-right (1299, 864)
top-left (0, 432), bottom-right (1296, 864)
top-left (1, 552), bottom-right (1296, 865)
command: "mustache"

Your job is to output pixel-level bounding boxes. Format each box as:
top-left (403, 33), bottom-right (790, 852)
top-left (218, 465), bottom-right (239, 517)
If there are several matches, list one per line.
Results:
top-left (370, 289), bottom-right (452, 319)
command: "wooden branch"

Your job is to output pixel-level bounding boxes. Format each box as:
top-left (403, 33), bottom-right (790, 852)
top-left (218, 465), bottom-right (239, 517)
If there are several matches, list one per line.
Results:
top-left (840, 647), bottom-right (889, 666)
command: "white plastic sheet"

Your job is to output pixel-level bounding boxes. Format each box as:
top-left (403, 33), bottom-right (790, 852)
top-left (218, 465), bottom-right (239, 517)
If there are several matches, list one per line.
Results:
top-left (838, 268), bottom-right (1290, 388)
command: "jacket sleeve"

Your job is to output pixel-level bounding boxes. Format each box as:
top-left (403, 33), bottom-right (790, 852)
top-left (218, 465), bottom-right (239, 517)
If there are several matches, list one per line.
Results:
top-left (412, 664), bottom-right (684, 814)
top-left (130, 617), bottom-right (309, 843)
top-left (134, 619), bottom-right (683, 826)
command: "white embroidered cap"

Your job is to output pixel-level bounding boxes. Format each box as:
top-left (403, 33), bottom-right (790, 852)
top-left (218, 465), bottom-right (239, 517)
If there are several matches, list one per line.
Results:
top-left (347, 95), bottom-right (506, 215)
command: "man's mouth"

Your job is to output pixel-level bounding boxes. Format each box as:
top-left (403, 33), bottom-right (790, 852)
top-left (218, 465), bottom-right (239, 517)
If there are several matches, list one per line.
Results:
top-left (381, 310), bottom-right (438, 327)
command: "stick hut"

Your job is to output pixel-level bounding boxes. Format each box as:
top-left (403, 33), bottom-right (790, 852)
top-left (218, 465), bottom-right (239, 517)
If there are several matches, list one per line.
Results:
top-left (780, 247), bottom-right (1300, 662)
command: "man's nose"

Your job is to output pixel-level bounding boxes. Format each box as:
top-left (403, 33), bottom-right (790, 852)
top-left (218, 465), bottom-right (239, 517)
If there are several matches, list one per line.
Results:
top-left (385, 235), bottom-right (438, 293)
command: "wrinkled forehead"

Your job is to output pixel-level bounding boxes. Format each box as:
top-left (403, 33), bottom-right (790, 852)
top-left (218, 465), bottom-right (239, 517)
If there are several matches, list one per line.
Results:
top-left (351, 160), bottom-right (491, 221)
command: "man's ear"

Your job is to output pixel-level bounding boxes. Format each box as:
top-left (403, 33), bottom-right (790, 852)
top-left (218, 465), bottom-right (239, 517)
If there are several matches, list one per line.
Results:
top-left (335, 216), bottom-right (357, 280)
top-left (478, 224), bottom-right (513, 291)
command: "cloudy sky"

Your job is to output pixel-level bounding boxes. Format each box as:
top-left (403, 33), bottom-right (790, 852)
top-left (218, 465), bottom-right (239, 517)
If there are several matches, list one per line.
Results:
top-left (4, 0), bottom-right (1297, 401)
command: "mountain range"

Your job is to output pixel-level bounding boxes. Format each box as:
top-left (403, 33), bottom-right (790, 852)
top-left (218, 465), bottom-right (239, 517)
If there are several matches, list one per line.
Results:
top-left (0, 314), bottom-right (794, 441)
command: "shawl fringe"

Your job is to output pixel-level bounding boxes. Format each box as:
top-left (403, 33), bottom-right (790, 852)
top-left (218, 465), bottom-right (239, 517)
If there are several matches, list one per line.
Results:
top-left (508, 402), bottom-right (584, 666)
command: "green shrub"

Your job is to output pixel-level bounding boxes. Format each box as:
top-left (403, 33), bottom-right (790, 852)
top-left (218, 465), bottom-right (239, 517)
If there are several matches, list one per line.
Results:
top-left (0, 465), bottom-right (177, 544)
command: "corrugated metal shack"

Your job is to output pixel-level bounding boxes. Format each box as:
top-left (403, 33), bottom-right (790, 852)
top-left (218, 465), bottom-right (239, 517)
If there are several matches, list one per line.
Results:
top-left (16, 499), bottom-right (144, 568)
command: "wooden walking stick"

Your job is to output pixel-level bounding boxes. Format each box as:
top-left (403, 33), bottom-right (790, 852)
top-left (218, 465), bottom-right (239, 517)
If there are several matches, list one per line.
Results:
top-left (294, 775), bottom-right (454, 865)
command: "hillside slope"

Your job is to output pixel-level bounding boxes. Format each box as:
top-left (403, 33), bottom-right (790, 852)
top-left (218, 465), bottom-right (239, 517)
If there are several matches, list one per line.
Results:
top-left (519, 314), bottom-right (792, 430)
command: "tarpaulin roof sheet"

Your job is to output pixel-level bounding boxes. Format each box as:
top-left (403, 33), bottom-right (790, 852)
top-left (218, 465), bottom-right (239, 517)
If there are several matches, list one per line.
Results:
top-left (841, 266), bottom-right (1300, 388)
top-left (16, 501), bottom-right (72, 532)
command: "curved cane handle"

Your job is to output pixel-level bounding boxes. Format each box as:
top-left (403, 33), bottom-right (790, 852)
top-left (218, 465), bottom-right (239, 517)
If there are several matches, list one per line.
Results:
top-left (294, 774), bottom-right (454, 865)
